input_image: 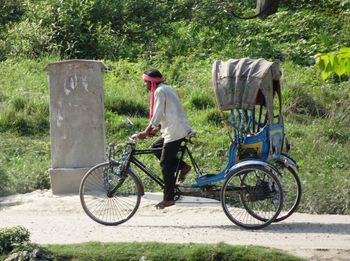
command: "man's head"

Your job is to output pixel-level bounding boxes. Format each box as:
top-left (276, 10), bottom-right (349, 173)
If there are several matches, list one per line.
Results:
top-left (143, 69), bottom-right (163, 90)
top-left (144, 69), bottom-right (162, 78)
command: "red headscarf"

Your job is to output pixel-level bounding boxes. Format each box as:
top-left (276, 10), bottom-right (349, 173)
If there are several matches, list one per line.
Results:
top-left (142, 74), bottom-right (163, 120)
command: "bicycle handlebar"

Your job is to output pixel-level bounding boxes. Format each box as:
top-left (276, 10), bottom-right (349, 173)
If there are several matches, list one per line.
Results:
top-left (129, 133), bottom-right (138, 142)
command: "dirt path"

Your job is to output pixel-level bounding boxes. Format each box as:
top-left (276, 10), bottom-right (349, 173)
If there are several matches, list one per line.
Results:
top-left (0, 190), bottom-right (349, 260)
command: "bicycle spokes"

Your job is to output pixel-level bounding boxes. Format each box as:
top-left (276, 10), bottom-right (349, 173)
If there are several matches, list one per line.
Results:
top-left (221, 166), bottom-right (283, 229)
top-left (80, 163), bottom-right (141, 226)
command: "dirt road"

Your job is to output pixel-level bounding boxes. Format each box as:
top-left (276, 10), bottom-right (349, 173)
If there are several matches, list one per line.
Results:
top-left (0, 190), bottom-right (349, 260)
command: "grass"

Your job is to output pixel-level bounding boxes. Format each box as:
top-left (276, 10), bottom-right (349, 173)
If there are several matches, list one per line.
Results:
top-left (44, 242), bottom-right (304, 261)
top-left (0, 227), bottom-right (303, 261)
top-left (0, 132), bottom-right (50, 196)
top-left (0, 57), bottom-right (349, 214)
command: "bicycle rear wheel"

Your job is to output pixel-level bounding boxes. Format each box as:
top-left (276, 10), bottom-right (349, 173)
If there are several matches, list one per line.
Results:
top-left (221, 165), bottom-right (283, 229)
top-left (79, 162), bottom-right (142, 226)
top-left (273, 163), bottom-right (302, 222)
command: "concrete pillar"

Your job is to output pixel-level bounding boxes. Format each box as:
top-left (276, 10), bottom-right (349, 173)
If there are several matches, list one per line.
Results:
top-left (46, 60), bottom-right (106, 194)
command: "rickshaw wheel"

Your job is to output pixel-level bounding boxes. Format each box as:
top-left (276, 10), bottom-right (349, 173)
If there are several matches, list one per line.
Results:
top-left (272, 163), bottom-right (302, 222)
top-left (220, 165), bottom-right (283, 229)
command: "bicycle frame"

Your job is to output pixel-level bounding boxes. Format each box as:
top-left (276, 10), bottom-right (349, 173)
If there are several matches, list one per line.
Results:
top-left (126, 137), bottom-right (239, 190)
top-left (193, 143), bottom-right (237, 187)
top-left (130, 147), bottom-right (166, 189)
top-left (129, 137), bottom-right (203, 190)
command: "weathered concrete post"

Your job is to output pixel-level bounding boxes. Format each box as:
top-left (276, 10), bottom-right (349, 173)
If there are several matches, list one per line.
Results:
top-left (46, 60), bottom-right (106, 194)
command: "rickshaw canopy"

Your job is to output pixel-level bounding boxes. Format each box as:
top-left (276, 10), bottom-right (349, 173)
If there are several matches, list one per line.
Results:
top-left (212, 58), bottom-right (281, 123)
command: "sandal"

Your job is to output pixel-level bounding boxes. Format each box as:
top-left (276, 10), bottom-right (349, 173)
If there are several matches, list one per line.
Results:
top-left (155, 200), bottom-right (175, 209)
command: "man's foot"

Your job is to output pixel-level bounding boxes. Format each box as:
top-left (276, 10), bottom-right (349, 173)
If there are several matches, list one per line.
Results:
top-left (178, 164), bottom-right (191, 184)
top-left (155, 200), bottom-right (175, 209)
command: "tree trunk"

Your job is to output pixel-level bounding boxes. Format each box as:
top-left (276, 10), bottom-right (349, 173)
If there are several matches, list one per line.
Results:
top-left (256, 0), bottom-right (280, 19)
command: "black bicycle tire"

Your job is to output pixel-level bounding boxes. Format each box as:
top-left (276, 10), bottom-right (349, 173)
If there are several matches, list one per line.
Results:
top-left (221, 165), bottom-right (283, 229)
top-left (273, 164), bottom-right (302, 222)
top-left (238, 168), bottom-right (280, 222)
top-left (79, 162), bottom-right (142, 226)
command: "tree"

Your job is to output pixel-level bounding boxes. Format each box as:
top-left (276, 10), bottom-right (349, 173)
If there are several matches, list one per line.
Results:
top-left (0, 0), bottom-right (25, 26)
top-left (256, 0), bottom-right (280, 19)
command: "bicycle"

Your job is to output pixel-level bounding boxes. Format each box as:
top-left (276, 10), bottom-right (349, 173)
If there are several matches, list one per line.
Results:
top-left (80, 58), bottom-right (302, 229)
top-left (80, 130), bottom-right (284, 230)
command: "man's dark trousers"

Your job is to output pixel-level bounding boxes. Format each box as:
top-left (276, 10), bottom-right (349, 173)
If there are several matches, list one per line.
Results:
top-left (151, 137), bottom-right (185, 201)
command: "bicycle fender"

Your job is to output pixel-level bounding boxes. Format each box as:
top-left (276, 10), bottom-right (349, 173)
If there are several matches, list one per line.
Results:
top-left (128, 167), bottom-right (145, 196)
top-left (225, 160), bottom-right (281, 179)
top-left (272, 154), bottom-right (299, 170)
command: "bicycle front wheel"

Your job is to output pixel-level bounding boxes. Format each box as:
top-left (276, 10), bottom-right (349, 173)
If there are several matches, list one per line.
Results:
top-left (221, 165), bottom-right (283, 229)
top-left (79, 162), bottom-right (142, 226)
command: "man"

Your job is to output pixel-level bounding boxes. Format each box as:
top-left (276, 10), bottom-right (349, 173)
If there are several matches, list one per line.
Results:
top-left (137, 69), bottom-right (192, 209)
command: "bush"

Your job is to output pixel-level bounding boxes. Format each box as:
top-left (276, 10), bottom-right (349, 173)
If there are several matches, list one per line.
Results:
top-left (0, 226), bottom-right (30, 254)
top-left (0, 98), bottom-right (49, 136)
top-left (105, 96), bottom-right (148, 117)
top-left (0, 227), bottom-right (52, 260)
top-left (0, 0), bottom-right (348, 63)
top-left (190, 93), bottom-right (215, 110)
top-left (1, 20), bottom-right (54, 60)
top-left (205, 109), bottom-right (223, 125)
top-left (0, 0), bottom-right (25, 26)
top-left (285, 88), bottom-right (327, 117)
top-left (5, 242), bottom-right (53, 261)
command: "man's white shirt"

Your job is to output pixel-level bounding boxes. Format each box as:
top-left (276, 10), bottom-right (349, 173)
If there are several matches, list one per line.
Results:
top-left (151, 83), bottom-right (192, 143)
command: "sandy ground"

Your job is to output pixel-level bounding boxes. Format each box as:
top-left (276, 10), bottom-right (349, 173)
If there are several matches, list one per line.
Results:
top-left (0, 190), bottom-right (349, 261)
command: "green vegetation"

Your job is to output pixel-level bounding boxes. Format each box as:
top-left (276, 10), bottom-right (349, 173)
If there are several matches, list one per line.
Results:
top-left (0, 226), bottom-right (30, 253)
top-left (316, 47), bottom-right (350, 80)
top-left (0, 226), bottom-right (304, 260)
top-left (1, 1), bottom-right (349, 64)
top-left (0, 0), bottom-right (349, 216)
top-left (45, 242), bottom-right (303, 261)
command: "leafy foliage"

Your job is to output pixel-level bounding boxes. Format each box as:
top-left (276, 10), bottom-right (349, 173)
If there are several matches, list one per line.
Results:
top-left (316, 47), bottom-right (350, 80)
top-left (0, 0), bottom-right (349, 63)
top-left (5, 242), bottom-right (53, 261)
top-left (0, 226), bottom-right (52, 260)
top-left (0, 226), bottom-right (30, 254)
top-left (0, 0), bottom-right (25, 26)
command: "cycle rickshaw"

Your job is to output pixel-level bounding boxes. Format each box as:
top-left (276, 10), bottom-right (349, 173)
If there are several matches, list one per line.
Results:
top-left (79, 58), bottom-right (302, 230)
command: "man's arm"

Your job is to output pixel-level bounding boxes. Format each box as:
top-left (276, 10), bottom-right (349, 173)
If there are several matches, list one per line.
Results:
top-left (150, 90), bottom-right (165, 128)
top-left (149, 125), bottom-right (161, 135)
top-left (137, 122), bottom-right (153, 140)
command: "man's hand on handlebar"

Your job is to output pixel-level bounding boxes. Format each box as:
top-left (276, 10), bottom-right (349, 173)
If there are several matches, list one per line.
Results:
top-left (137, 124), bottom-right (160, 139)
top-left (136, 131), bottom-right (148, 140)
top-left (149, 125), bottom-right (160, 136)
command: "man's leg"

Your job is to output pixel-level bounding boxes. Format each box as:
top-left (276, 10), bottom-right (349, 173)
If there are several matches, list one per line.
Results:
top-left (160, 138), bottom-right (184, 201)
top-left (151, 137), bottom-right (164, 160)
top-left (152, 137), bottom-right (189, 172)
